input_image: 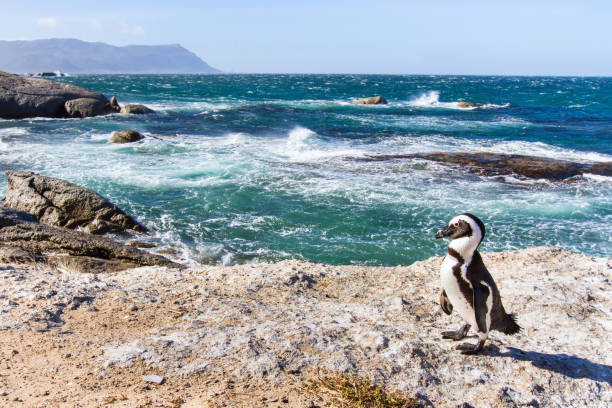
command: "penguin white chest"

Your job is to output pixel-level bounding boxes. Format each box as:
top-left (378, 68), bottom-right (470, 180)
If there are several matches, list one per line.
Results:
top-left (440, 256), bottom-right (476, 327)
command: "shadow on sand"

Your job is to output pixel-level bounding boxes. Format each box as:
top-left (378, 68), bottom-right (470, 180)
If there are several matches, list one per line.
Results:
top-left (484, 345), bottom-right (612, 385)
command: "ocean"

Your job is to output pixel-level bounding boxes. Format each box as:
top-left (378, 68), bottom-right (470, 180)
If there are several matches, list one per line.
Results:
top-left (1, 74), bottom-right (610, 265)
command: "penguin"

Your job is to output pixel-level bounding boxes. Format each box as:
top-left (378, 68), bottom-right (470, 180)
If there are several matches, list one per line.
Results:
top-left (435, 213), bottom-right (520, 354)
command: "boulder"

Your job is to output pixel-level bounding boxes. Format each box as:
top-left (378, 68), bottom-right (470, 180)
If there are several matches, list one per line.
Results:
top-left (0, 70), bottom-right (111, 119)
top-left (120, 104), bottom-right (154, 114)
top-left (109, 96), bottom-right (121, 112)
top-left (355, 152), bottom-right (612, 181)
top-left (109, 129), bottom-right (144, 144)
top-left (64, 97), bottom-right (112, 118)
top-left (0, 207), bottom-right (175, 273)
top-left (3, 171), bottom-right (146, 234)
top-left (354, 96), bottom-right (388, 105)
top-left (457, 101), bottom-right (484, 108)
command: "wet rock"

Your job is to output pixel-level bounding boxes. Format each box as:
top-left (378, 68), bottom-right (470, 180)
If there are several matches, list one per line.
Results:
top-left (109, 129), bottom-right (144, 144)
top-left (354, 96), bottom-right (388, 105)
top-left (0, 207), bottom-right (175, 273)
top-left (109, 96), bottom-right (121, 112)
top-left (64, 97), bottom-right (112, 118)
top-left (120, 104), bottom-right (154, 114)
top-left (457, 101), bottom-right (484, 108)
top-left (356, 152), bottom-right (612, 181)
top-left (0, 70), bottom-right (111, 119)
top-left (3, 171), bottom-right (146, 234)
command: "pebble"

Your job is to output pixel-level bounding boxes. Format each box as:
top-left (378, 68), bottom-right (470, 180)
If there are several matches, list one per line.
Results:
top-left (142, 374), bottom-right (165, 385)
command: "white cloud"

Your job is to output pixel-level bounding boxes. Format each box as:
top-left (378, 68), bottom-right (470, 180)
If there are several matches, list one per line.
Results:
top-left (120, 22), bottom-right (145, 37)
top-left (37, 17), bottom-right (57, 29)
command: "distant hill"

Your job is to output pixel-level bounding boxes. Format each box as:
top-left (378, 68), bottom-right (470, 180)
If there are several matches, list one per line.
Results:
top-left (0, 38), bottom-right (220, 74)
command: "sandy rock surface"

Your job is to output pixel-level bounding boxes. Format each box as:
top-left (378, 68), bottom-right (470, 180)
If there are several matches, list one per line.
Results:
top-left (0, 247), bottom-right (610, 407)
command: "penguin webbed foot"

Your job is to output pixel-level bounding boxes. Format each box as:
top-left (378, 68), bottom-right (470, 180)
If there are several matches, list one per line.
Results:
top-left (441, 323), bottom-right (470, 341)
top-left (456, 339), bottom-right (486, 355)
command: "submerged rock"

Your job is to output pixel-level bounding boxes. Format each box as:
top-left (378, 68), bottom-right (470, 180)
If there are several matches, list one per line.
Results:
top-left (0, 70), bottom-right (111, 119)
top-left (3, 171), bottom-right (146, 234)
top-left (0, 207), bottom-right (174, 273)
top-left (356, 152), bottom-right (612, 181)
top-left (457, 101), bottom-right (484, 108)
top-left (354, 96), bottom-right (388, 105)
top-left (120, 104), bottom-right (154, 114)
top-left (109, 129), bottom-right (144, 144)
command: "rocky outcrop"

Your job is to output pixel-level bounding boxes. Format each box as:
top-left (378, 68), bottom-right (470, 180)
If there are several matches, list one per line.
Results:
top-left (120, 104), bottom-right (154, 114)
top-left (64, 97), bottom-right (111, 118)
top-left (457, 101), bottom-right (484, 108)
top-left (0, 247), bottom-right (608, 406)
top-left (0, 70), bottom-right (112, 119)
top-left (0, 207), bottom-right (174, 273)
top-left (109, 96), bottom-right (121, 112)
top-left (354, 96), bottom-right (388, 105)
top-left (109, 129), bottom-right (144, 144)
top-left (356, 152), bottom-right (612, 181)
top-left (3, 171), bottom-right (146, 234)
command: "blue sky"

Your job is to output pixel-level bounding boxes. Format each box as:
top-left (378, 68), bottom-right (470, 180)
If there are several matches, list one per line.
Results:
top-left (1, 1), bottom-right (611, 75)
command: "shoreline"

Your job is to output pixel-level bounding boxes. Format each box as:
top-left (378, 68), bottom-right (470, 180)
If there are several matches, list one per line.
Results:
top-left (1, 246), bottom-right (610, 407)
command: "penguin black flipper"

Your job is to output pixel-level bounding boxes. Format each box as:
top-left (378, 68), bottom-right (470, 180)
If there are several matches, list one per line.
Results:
top-left (440, 289), bottom-right (453, 315)
top-left (471, 281), bottom-right (490, 334)
top-left (464, 251), bottom-right (492, 334)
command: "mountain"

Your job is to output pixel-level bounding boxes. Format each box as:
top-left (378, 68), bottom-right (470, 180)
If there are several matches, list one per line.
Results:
top-left (0, 38), bottom-right (220, 74)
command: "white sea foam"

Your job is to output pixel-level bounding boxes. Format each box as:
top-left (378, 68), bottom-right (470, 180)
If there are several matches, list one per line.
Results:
top-left (405, 91), bottom-right (509, 110)
top-left (0, 127), bottom-right (30, 139)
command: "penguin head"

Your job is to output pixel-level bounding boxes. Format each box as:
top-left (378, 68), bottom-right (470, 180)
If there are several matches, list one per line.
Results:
top-left (435, 213), bottom-right (486, 247)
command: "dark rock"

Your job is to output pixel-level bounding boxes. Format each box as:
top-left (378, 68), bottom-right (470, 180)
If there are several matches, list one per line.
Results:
top-left (109, 96), bottom-right (121, 112)
top-left (0, 70), bottom-right (110, 119)
top-left (0, 245), bottom-right (35, 263)
top-left (120, 104), bottom-right (154, 114)
top-left (355, 152), bottom-right (612, 181)
top-left (3, 171), bottom-right (146, 234)
top-left (64, 97), bottom-right (112, 118)
top-left (354, 96), bottom-right (388, 105)
top-left (0, 207), bottom-right (176, 273)
top-left (109, 130), bottom-right (144, 144)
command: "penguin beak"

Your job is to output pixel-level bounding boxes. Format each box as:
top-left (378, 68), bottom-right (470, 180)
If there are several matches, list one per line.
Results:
top-left (435, 224), bottom-right (454, 239)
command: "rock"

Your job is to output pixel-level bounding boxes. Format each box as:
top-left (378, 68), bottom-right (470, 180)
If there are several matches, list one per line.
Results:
top-left (0, 207), bottom-right (176, 273)
top-left (457, 101), bottom-right (484, 108)
top-left (64, 98), bottom-right (111, 118)
top-left (109, 96), bottom-right (121, 112)
top-left (3, 171), bottom-right (146, 234)
top-left (109, 130), bottom-right (144, 144)
top-left (142, 375), bottom-right (164, 385)
top-left (0, 246), bottom-right (35, 263)
top-left (354, 96), bottom-right (388, 105)
top-left (120, 104), bottom-right (154, 114)
top-left (355, 152), bottom-right (612, 181)
top-left (0, 70), bottom-right (111, 119)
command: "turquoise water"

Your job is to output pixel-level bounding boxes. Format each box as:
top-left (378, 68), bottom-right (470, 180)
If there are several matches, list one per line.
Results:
top-left (1, 74), bottom-right (610, 265)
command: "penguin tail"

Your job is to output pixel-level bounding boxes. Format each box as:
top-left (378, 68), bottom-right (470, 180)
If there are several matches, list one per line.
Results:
top-left (503, 313), bottom-right (521, 335)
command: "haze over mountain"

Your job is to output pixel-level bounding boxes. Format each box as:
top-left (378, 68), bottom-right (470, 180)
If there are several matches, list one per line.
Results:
top-left (0, 38), bottom-right (219, 74)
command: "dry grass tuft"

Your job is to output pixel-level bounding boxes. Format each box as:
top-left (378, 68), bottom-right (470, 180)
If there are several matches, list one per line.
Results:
top-left (305, 374), bottom-right (419, 408)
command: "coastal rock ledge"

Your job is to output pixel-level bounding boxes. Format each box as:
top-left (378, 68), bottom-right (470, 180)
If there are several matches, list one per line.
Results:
top-left (3, 171), bottom-right (146, 234)
top-left (0, 71), bottom-right (113, 119)
top-left (0, 247), bottom-right (609, 407)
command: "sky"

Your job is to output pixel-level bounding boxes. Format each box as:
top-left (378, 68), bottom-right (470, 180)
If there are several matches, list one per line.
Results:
top-left (1, 0), bottom-right (611, 76)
